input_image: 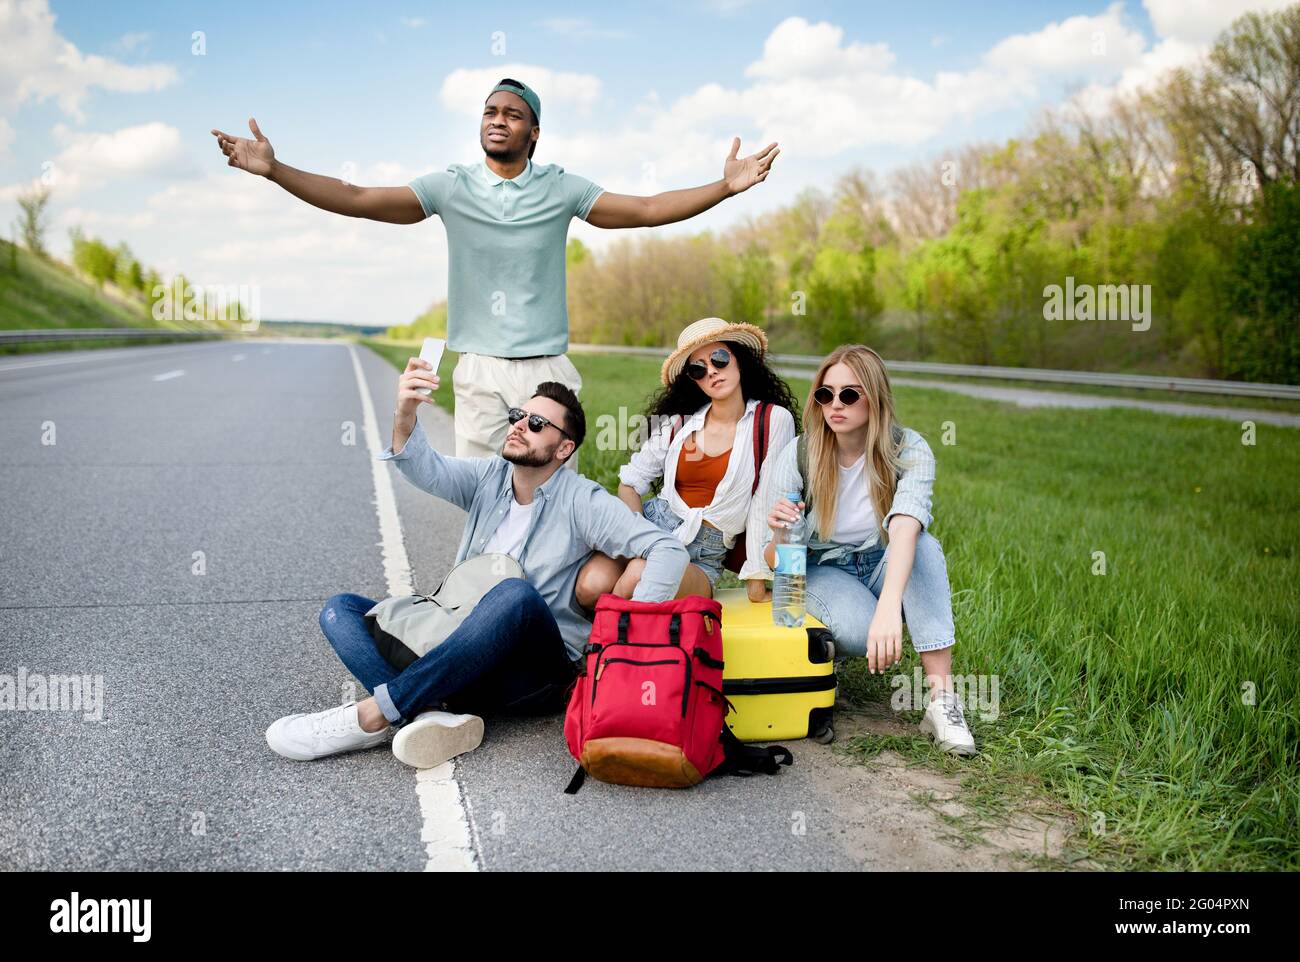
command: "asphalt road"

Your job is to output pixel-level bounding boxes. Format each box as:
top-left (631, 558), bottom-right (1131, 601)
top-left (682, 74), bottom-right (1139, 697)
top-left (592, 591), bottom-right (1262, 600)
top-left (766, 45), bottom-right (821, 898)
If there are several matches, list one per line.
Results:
top-left (0, 339), bottom-right (911, 871)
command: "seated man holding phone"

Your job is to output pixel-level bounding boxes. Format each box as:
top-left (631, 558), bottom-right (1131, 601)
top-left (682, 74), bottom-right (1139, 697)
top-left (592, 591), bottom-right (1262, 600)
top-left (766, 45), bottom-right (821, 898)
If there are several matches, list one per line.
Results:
top-left (264, 355), bottom-right (690, 769)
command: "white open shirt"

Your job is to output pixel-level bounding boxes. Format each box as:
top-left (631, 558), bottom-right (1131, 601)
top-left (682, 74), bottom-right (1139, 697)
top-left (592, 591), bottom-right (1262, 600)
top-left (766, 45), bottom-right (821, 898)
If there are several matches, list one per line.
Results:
top-left (617, 397), bottom-right (796, 582)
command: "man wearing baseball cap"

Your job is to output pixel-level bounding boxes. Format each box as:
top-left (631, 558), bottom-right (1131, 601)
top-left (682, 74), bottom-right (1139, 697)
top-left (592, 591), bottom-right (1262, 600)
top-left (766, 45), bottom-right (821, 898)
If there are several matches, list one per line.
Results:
top-left (211, 78), bottom-right (779, 464)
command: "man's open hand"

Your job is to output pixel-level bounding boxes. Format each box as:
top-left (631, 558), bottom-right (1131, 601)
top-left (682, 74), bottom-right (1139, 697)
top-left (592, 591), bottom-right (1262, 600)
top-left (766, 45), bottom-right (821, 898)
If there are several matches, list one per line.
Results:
top-left (723, 137), bottom-right (779, 195)
top-left (211, 118), bottom-right (275, 177)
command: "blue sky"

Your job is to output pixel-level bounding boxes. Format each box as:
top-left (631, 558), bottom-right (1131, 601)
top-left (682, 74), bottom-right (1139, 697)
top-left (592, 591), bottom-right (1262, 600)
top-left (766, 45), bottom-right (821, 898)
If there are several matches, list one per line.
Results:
top-left (0, 0), bottom-right (1289, 326)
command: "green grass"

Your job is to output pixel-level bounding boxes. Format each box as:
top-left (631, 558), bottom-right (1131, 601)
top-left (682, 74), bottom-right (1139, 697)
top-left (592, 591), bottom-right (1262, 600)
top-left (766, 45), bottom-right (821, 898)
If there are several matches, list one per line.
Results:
top-left (0, 239), bottom-right (149, 332)
top-left (0, 239), bottom-right (241, 353)
top-left (366, 340), bottom-right (1300, 871)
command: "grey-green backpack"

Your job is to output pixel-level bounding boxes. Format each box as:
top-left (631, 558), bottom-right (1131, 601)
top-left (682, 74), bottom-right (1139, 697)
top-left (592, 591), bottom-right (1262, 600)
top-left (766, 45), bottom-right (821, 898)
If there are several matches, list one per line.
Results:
top-left (365, 553), bottom-right (524, 669)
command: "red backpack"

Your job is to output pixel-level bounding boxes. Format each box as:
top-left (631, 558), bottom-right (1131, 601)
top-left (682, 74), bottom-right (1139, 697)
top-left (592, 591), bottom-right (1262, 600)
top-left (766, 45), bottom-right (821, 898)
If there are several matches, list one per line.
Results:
top-left (564, 593), bottom-right (791, 793)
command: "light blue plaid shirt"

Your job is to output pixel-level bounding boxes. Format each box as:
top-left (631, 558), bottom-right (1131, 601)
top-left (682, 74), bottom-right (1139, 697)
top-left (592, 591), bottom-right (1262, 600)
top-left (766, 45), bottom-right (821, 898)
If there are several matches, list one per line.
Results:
top-left (380, 422), bottom-right (689, 661)
top-left (746, 427), bottom-right (938, 575)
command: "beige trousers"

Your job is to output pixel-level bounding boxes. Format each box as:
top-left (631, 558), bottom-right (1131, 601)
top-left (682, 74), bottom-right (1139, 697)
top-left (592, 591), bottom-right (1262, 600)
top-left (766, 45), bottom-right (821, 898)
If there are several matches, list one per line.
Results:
top-left (452, 352), bottom-right (584, 470)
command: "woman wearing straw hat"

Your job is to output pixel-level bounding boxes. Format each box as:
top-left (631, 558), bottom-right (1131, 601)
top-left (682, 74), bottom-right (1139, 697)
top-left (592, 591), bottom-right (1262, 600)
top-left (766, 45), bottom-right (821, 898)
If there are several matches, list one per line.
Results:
top-left (575, 317), bottom-right (799, 606)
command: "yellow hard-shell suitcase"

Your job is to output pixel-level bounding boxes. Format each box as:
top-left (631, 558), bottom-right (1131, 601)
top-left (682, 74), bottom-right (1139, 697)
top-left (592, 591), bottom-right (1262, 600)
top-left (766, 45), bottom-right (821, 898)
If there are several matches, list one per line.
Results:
top-left (714, 587), bottom-right (837, 744)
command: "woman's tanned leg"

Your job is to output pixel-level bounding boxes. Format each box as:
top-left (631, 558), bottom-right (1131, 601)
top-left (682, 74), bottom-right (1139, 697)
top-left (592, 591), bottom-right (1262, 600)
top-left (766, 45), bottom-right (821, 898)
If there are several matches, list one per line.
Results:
top-left (576, 552), bottom-right (629, 608)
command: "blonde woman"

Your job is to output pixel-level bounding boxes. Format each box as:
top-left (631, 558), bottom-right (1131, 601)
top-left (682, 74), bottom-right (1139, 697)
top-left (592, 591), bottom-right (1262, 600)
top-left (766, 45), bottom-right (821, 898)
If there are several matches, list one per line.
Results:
top-left (748, 344), bottom-right (975, 756)
top-left (575, 317), bottom-right (799, 606)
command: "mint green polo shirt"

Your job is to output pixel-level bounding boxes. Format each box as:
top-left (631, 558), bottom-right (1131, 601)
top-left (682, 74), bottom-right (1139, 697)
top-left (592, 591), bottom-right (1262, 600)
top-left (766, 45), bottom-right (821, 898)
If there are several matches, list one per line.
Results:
top-left (407, 159), bottom-right (604, 358)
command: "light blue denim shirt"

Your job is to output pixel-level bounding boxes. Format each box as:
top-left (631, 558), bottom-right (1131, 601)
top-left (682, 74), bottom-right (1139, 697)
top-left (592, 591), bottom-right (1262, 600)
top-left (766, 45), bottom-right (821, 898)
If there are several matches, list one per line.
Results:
top-left (379, 422), bottom-right (689, 661)
top-left (746, 426), bottom-right (937, 575)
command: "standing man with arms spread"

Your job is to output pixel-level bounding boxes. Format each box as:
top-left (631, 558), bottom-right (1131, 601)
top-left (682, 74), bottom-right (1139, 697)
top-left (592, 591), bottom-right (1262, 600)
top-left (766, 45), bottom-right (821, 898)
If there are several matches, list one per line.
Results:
top-left (211, 78), bottom-right (780, 462)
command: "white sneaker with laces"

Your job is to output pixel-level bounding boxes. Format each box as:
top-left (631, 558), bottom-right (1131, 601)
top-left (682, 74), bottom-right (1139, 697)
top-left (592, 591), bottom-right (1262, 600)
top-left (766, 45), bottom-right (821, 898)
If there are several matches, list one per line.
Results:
top-left (919, 689), bottom-right (977, 756)
top-left (391, 710), bottom-right (485, 769)
top-left (265, 703), bottom-right (390, 761)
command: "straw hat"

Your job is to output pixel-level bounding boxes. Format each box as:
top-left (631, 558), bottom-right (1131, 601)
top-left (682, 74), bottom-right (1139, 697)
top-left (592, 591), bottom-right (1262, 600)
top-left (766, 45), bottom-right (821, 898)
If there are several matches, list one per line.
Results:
top-left (660, 317), bottom-right (769, 386)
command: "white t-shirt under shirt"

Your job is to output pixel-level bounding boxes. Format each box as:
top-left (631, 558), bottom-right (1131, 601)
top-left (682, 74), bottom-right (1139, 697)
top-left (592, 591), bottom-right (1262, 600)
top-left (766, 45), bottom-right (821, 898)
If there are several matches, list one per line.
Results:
top-left (830, 454), bottom-right (877, 545)
top-left (482, 496), bottom-right (535, 561)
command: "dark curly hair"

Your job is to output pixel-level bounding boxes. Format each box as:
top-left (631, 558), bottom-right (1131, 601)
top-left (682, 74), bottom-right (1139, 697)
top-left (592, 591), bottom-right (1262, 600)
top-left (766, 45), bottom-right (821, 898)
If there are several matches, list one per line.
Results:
top-left (644, 340), bottom-right (801, 424)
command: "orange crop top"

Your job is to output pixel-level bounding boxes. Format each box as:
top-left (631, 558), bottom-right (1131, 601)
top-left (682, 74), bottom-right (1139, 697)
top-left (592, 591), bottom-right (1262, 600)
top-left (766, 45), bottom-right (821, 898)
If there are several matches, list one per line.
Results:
top-left (675, 437), bottom-right (732, 509)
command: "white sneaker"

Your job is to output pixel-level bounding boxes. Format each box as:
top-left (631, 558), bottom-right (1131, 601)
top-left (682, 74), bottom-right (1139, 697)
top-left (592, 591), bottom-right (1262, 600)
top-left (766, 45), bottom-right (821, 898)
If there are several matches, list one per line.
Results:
top-left (919, 690), bottom-right (977, 756)
top-left (391, 710), bottom-right (485, 769)
top-left (265, 703), bottom-right (390, 761)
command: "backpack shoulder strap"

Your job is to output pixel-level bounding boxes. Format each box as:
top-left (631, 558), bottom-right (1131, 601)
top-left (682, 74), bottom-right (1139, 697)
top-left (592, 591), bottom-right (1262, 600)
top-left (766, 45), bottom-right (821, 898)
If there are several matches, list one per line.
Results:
top-left (716, 726), bottom-right (793, 778)
top-left (748, 401), bottom-right (773, 496)
top-left (796, 433), bottom-right (810, 498)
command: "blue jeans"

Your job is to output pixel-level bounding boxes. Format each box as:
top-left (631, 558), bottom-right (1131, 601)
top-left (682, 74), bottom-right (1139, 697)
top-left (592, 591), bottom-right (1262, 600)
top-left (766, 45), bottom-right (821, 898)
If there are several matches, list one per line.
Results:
top-left (319, 578), bottom-right (578, 726)
top-left (642, 496), bottom-right (727, 587)
top-left (803, 530), bottom-right (956, 657)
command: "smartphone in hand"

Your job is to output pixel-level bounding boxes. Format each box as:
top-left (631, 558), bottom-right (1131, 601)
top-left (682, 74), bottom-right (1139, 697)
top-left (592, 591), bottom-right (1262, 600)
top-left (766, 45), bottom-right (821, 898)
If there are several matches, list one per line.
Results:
top-left (416, 337), bottom-right (446, 396)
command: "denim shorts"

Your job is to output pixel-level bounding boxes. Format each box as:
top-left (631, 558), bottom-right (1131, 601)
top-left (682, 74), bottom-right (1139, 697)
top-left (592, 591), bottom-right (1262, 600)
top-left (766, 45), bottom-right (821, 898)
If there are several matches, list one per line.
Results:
top-left (642, 496), bottom-right (727, 587)
top-left (803, 532), bottom-right (956, 655)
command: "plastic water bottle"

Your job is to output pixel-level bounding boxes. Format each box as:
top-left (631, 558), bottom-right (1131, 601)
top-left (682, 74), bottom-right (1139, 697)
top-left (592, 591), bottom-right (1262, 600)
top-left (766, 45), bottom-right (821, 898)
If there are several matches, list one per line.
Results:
top-left (772, 491), bottom-right (807, 627)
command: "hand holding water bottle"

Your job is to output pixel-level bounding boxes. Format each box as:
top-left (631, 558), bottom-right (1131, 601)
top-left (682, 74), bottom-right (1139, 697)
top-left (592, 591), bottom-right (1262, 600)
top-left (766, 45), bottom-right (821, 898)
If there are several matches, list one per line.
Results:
top-left (770, 491), bottom-right (808, 627)
top-left (766, 496), bottom-right (804, 532)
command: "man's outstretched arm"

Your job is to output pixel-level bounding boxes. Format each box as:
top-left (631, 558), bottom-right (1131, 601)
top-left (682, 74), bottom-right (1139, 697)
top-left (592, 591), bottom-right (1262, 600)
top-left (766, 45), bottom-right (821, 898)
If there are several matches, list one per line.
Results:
top-left (585, 136), bottom-right (779, 229)
top-left (211, 117), bottom-right (426, 225)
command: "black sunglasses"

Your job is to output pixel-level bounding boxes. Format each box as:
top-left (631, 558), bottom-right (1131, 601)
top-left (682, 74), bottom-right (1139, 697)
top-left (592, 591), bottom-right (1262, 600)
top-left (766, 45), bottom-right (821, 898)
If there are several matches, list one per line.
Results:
top-left (508, 406), bottom-right (572, 440)
top-left (685, 347), bottom-right (732, 382)
top-left (813, 385), bottom-right (864, 407)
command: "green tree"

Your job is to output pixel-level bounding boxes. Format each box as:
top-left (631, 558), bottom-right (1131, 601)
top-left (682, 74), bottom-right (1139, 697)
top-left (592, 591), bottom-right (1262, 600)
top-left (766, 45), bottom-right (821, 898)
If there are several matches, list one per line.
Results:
top-left (1230, 179), bottom-right (1300, 382)
top-left (17, 183), bottom-right (53, 257)
top-left (805, 245), bottom-right (882, 351)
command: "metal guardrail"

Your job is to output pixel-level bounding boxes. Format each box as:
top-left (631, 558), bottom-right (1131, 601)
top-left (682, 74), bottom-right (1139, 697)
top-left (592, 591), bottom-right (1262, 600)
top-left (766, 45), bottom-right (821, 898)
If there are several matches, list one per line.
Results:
top-left (567, 343), bottom-right (1300, 400)
top-left (0, 328), bottom-right (237, 346)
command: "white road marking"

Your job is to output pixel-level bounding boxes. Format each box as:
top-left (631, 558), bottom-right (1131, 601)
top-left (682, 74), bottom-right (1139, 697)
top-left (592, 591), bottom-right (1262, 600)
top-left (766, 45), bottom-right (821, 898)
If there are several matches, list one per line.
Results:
top-left (232, 354), bottom-right (246, 362)
top-left (151, 369), bottom-right (185, 381)
top-left (345, 343), bottom-right (478, 872)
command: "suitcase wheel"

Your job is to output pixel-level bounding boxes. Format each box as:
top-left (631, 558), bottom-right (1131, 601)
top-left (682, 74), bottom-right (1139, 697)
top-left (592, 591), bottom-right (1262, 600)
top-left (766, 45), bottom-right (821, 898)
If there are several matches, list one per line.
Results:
top-left (809, 706), bottom-right (835, 744)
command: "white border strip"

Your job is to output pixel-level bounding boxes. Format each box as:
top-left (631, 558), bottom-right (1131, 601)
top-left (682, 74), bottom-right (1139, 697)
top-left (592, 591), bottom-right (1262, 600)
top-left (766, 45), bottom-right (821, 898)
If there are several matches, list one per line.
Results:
top-left (346, 344), bottom-right (478, 872)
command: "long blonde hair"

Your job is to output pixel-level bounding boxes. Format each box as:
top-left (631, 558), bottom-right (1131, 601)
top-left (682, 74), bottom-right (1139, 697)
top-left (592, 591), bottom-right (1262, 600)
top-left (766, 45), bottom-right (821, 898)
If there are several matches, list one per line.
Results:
top-left (802, 345), bottom-right (903, 543)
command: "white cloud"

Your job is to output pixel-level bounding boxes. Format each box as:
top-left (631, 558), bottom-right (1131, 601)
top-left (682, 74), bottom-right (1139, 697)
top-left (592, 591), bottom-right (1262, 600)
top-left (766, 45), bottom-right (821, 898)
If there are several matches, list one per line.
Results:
top-left (439, 64), bottom-right (602, 119)
top-left (0, 0), bottom-right (177, 124)
top-left (679, 16), bottom-right (1035, 159)
top-left (400, 16), bottom-right (427, 29)
top-left (746, 17), bottom-right (894, 80)
top-left (37, 121), bottom-right (193, 196)
top-left (1143, 0), bottom-right (1294, 44)
top-left (984, 2), bottom-right (1147, 76)
top-left (1067, 0), bottom-right (1293, 115)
